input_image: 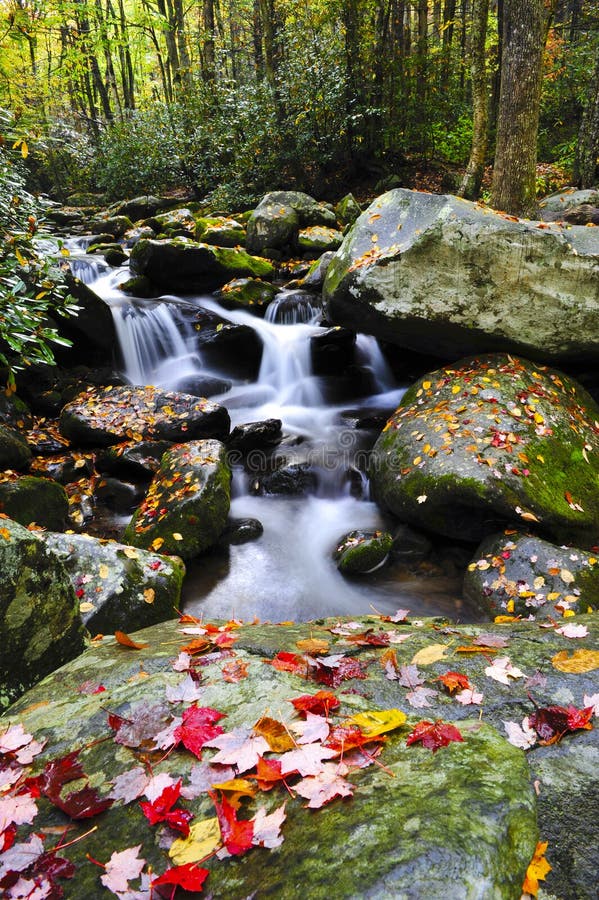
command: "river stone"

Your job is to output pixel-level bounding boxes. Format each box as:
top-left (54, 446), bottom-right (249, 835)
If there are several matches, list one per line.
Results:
top-left (13, 615), bottom-right (599, 897)
top-left (59, 385), bottom-right (230, 447)
top-left (537, 187), bottom-right (599, 224)
top-left (191, 306), bottom-right (263, 378)
top-left (297, 225), bottom-right (343, 256)
top-left (266, 289), bottom-right (322, 324)
top-left (112, 195), bottom-right (168, 221)
top-left (251, 462), bottom-right (318, 495)
top-left (0, 475), bottom-right (68, 530)
top-left (90, 215), bottom-right (133, 238)
top-left (370, 354), bottom-right (599, 547)
top-left (174, 374), bottom-right (232, 398)
top-left (0, 424), bottom-right (31, 470)
top-left (95, 440), bottom-right (172, 480)
top-left (124, 439), bottom-right (231, 559)
top-left (334, 529), bottom-right (393, 574)
top-left (63, 272), bottom-right (118, 362)
top-left (148, 207), bottom-right (196, 237)
top-left (0, 393), bottom-right (32, 430)
top-left (335, 192), bottom-right (362, 226)
top-left (197, 216), bottom-right (246, 247)
top-left (217, 277), bottom-right (281, 315)
top-left (94, 476), bottom-right (146, 512)
top-left (246, 191), bottom-right (337, 255)
top-left (300, 250), bottom-right (336, 291)
top-left (43, 531), bottom-right (184, 634)
top-left (130, 238), bottom-right (275, 291)
top-left (30, 451), bottom-right (95, 484)
top-left (464, 531), bottom-right (599, 619)
top-left (323, 188), bottom-right (599, 364)
top-left (227, 418), bottom-right (283, 453)
top-left (0, 517), bottom-right (84, 709)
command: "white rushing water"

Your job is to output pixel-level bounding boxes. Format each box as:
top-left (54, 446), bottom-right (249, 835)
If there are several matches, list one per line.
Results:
top-left (73, 240), bottom-right (466, 621)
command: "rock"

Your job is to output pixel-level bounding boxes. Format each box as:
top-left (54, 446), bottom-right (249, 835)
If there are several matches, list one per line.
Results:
top-left (112, 195), bottom-right (169, 221)
top-left (300, 251), bottom-right (336, 291)
top-left (124, 439), bottom-right (231, 559)
top-left (391, 523), bottom-right (433, 563)
top-left (196, 216), bottom-right (246, 247)
top-left (263, 191), bottom-right (338, 227)
top-left (14, 614), bottom-right (599, 897)
top-left (123, 225), bottom-right (156, 248)
top-left (335, 192), bottom-right (362, 226)
top-left (246, 191), bottom-right (337, 255)
top-left (90, 215), bottom-right (133, 238)
top-left (117, 275), bottom-right (158, 297)
top-left (103, 247), bottom-right (128, 266)
top-left (251, 462), bottom-right (318, 495)
top-left (130, 238), bottom-right (275, 292)
top-left (0, 517), bottom-right (84, 709)
top-left (174, 374), bottom-right (232, 398)
top-left (537, 187), bottom-right (599, 224)
top-left (311, 327), bottom-right (356, 375)
top-left (0, 475), bottom-right (69, 529)
top-left (464, 530), bottom-right (599, 618)
top-left (60, 385), bottom-right (230, 447)
top-left (334, 529), bottom-right (393, 574)
top-left (45, 207), bottom-right (84, 227)
top-left (147, 207), bottom-right (196, 237)
top-left (297, 226), bottom-right (343, 256)
top-left (217, 277), bottom-right (281, 315)
top-left (95, 476), bottom-right (147, 512)
top-left (370, 354), bottom-right (599, 547)
top-left (324, 188), bottom-right (599, 364)
top-left (62, 272), bottom-right (119, 364)
top-left (227, 419), bottom-right (283, 453)
top-left (30, 451), bottom-right (95, 484)
top-left (0, 424), bottom-right (31, 470)
top-left (43, 531), bottom-right (184, 634)
top-left (65, 192), bottom-right (104, 208)
top-left (95, 440), bottom-right (172, 480)
top-left (0, 393), bottom-right (32, 430)
top-left (266, 289), bottom-right (322, 324)
top-left (219, 516), bottom-right (264, 545)
top-left (191, 306), bottom-right (263, 378)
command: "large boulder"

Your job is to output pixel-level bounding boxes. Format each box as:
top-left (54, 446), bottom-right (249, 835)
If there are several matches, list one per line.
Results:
top-left (191, 306), bottom-right (263, 378)
top-left (130, 238), bottom-right (275, 292)
top-left (60, 385), bottom-right (230, 447)
top-left (537, 187), bottom-right (599, 224)
top-left (4, 613), bottom-right (599, 898)
top-left (0, 517), bottom-right (85, 709)
top-left (217, 277), bottom-right (281, 316)
top-left (111, 195), bottom-right (169, 221)
top-left (370, 354), bottom-right (599, 547)
top-left (324, 188), bottom-right (599, 364)
top-left (44, 531), bottom-right (185, 634)
top-left (0, 424), bottom-right (31, 470)
top-left (246, 191), bottom-right (337, 255)
top-left (62, 272), bottom-right (118, 364)
top-left (196, 216), bottom-right (246, 247)
top-left (124, 439), bottom-right (231, 559)
top-left (297, 225), bottom-right (343, 256)
top-left (0, 475), bottom-right (69, 530)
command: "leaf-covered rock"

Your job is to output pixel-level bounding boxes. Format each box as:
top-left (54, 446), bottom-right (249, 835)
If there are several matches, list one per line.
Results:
top-left (296, 226), bottom-right (343, 256)
top-left (334, 529), bottom-right (393, 575)
top-left (217, 277), bottom-right (281, 316)
top-left (246, 191), bottom-right (337, 255)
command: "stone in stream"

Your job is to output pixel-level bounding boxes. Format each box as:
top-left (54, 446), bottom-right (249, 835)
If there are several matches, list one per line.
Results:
top-left (296, 225), bottom-right (343, 256)
top-left (311, 326), bottom-right (356, 376)
top-left (174, 374), bottom-right (232, 398)
top-left (464, 530), bottom-right (599, 619)
top-left (0, 517), bottom-right (85, 710)
top-left (59, 385), bottom-right (230, 447)
top-left (111, 194), bottom-right (170, 221)
top-left (370, 354), bottom-right (599, 547)
top-left (227, 418), bottom-right (283, 453)
top-left (129, 237), bottom-right (275, 291)
top-left (217, 276), bottom-right (281, 316)
top-left (90, 215), bottom-right (133, 238)
top-left (61, 273), bottom-right (119, 365)
top-left (94, 476), bottom-right (146, 512)
top-left (218, 516), bottom-right (264, 545)
top-left (196, 215), bottom-right (246, 247)
top-left (323, 188), bottom-right (599, 364)
top-left (250, 461), bottom-right (318, 496)
top-left (335, 192), bottom-right (362, 226)
top-left (43, 531), bottom-right (184, 634)
top-left (246, 190), bottom-right (337, 255)
top-left (0, 423), bottom-right (31, 470)
top-left (9, 613), bottom-right (599, 897)
top-left (95, 439), bottom-right (173, 480)
top-left (0, 475), bottom-right (69, 530)
top-left (124, 439), bottom-right (231, 559)
top-left (266, 289), bottom-right (322, 324)
top-left (334, 529), bottom-right (393, 574)
top-left (299, 250), bottom-right (336, 291)
top-left (30, 451), bottom-right (95, 484)
top-left (191, 306), bottom-right (263, 379)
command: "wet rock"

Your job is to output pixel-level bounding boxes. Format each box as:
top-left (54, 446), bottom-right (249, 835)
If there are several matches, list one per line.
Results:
top-left (124, 439), bottom-right (231, 559)
top-left (0, 517), bottom-right (84, 710)
top-left (174, 374), bottom-right (232, 398)
top-left (0, 424), bottom-right (31, 470)
top-left (130, 238), bottom-right (275, 292)
top-left (0, 475), bottom-right (68, 529)
top-left (95, 440), bottom-right (172, 480)
top-left (300, 251), bottom-right (336, 291)
top-left (217, 277), bottom-right (281, 316)
top-left (266, 289), bottom-right (322, 324)
top-left (324, 188), bottom-right (599, 364)
top-left (196, 216), bottom-right (246, 247)
top-left (90, 215), bottom-right (133, 238)
top-left (391, 523), bottom-right (433, 563)
top-left (123, 225), bottom-right (156, 248)
top-left (65, 192), bottom-right (105, 208)
top-left (311, 326), bottom-right (356, 375)
top-left (30, 452), bottom-right (95, 484)
top-left (117, 274), bottom-right (158, 297)
top-left (371, 354), bottom-right (599, 547)
top-left (44, 531), bottom-right (184, 634)
top-left (191, 306), bottom-right (263, 378)
top-left (227, 419), bottom-right (283, 453)
top-left (219, 516), bottom-right (264, 545)
top-left (537, 187), bottom-right (599, 224)
top-left (339, 406), bottom-right (395, 431)
top-left (0, 393), bottom-right (32, 430)
top-left (146, 207), bottom-right (196, 237)
top-left (334, 529), bottom-right (393, 574)
top-left (335, 192), bottom-right (362, 226)
top-left (104, 247), bottom-right (128, 266)
top-left (62, 273), bottom-right (118, 364)
top-left (297, 225), bottom-right (343, 257)
top-left (112, 195), bottom-right (169, 221)
top-left (45, 207), bottom-right (84, 228)
top-left (246, 191), bottom-right (337, 255)
top-left (95, 476), bottom-right (147, 512)
top-left (251, 462), bottom-right (318, 495)
top-left (464, 530), bottom-right (599, 618)
top-left (60, 385), bottom-right (230, 447)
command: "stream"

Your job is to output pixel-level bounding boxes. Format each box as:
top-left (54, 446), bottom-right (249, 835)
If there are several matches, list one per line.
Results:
top-left (67, 242), bottom-right (472, 622)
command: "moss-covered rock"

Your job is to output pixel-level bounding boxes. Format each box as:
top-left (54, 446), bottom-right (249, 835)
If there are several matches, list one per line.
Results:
top-left (246, 200), bottom-right (300, 255)
top-left (124, 439), bottom-right (231, 559)
top-left (300, 250), bottom-right (336, 291)
top-left (0, 424), bottom-right (31, 470)
top-left (464, 531), bottom-right (599, 618)
top-left (59, 385), bottom-right (230, 447)
top-left (196, 216), bottom-right (246, 247)
top-left (297, 226), bottom-right (343, 256)
top-left (129, 238), bottom-right (275, 291)
top-left (117, 274), bottom-right (157, 297)
top-left (335, 192), bottom-right (362, 226)
top-left (217, 276), bottom-right (281, 315)
top-left (10, 614), bottom-right (599, 897)
top-left (324, 188), bottom-right (599, 364)
top-left (44, 531), bottom-right (184, 634)
top-left (112, 195), bottom-right (169, 221)
top-left (370, 354), bottom-right (599, 547)
top-left (0, 475), bottom-right (68, 529)
top-left (90, 215), bottom-right (133, 238)
top-left (147, 207), bottom-right (196, 237)
top-left (0, 517), bottom-right (84, 709)
top-left (334, 529), bottom-right (393, 574)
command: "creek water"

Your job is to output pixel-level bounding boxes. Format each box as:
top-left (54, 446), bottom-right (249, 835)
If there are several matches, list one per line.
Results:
top-left (69, 243), bottom-right (471, 622)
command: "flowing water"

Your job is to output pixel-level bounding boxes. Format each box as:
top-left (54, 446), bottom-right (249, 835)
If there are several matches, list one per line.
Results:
top-left (70, 240), bottom-right (471, 622)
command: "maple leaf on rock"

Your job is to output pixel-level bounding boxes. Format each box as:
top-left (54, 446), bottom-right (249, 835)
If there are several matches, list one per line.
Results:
top-left (204, 729), bottom-right (269, 774)
top-left (325, 725), bottom-right (374, 753)
top-left (165, 675), bottom-right (204, 704)
top-left (173, 705), bottom-right (226, 758)
top-left (100, 845), bottom-right (146, 895)
top-left (0, 792), bottom-right (38, 835)
top-left (503, 718), bottom-right (537, 750)
top-left (522, 840), bottom-right (551, 897)
top-left (151, 862), bottom-right (209, 894)
top-left (252, 757), bottom-right (287, 792)
top-left (108, 767), bottom-right (150, 804)
top-left (436, 672), bottom-right (471, 694)
top-left (0, 834), bottom-right (44, 879)
top-left (406, 720), bottom-right (464, 753)
top-left (279, 742), bottom-right (338, 777)
top-left (38, 751), bottom-right (113, 820)
top-left (180, 764), bottom-right (236, 800)
top-left (396, 664), bottom-right (425, 688)
top-left (313, 655), bottom-right (367, 688)
top-left (251, 803), bottom-right (286, 849)
top-left (528, 704), bottom-right (593, 745)
top-left (210, 791), bottom-right (254, 856)
top-left (484, 656), bottom-right (526, 684)
top-left (290, 691), bottom-right (340, 717)
top-left (583, 692), bottom-right (599, 716)
top-left (294, 763), bottom-right (354, 808)
top-left (144, 773), bottom-right (177, 803)
top-left (109, 702), bottom-right (172, 748)
top-left (291, 713), bottom-right (330, 745)
top-left (406, 686), bottom-right (438, 708)
top-left (455, 688), bottom-right (483, 706)
top-left (139, 780), bottom-right (193, 836)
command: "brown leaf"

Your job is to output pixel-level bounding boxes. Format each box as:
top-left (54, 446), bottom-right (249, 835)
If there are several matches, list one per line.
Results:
top-left (115, 631), bottom-right (148, 650)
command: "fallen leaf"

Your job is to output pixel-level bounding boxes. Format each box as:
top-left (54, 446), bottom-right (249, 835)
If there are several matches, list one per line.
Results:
top-left (551, 649), bottom-right (599, 673)
top-left (455, 688), bottom-right (483, 705)
top-left (555, 623), bottom-right (588, 639)
top-left (210, 791), bottom-right (253, 856)
top-left (294, 763), bottom-right (353, 808)
top-left (528, 704), bottom-right (593, 745)
top-left (406, 720), bottom-right (464, 753)
top-left (503, 717), bottom-right (537, 750)
top-left (411, 644), bottom-right (449, 665)
top-left (100, 844), bottom-right (146, 894)
top-left (139, 779), bottom-right (193, 835)
top-left (522, 841), bottom-right (551, 896)
top-left (290, 691), bottom-right (340, 717)
top-left (279, 742), bottom-right (337, 777)
top-left (253, 716), bottom-right (295, 753)
top-left (143, 588), bottom-right (155, 605)
top-left (168, 817), bottom-right (221, 865)
top-left (115, 631), bottom-right (148, 650)
top-left (205, 728), bottom-right (270, 774)
top-left (345, 708), bottom-right (407, 737)
top-left (173, 705), bottom-right (226, 759)
top-left (436, 671), bottom-right (471, 694)
top-left (484, 656), bottom-right (526, 684)
top-left (152, 862), bottom-right (209, 892)
top-left (291, 712), bottom-right (330, 745)
top-left (406, 687), bottom-right (438, 708)
top-left (251, 802), bottom-right (286, 848)
top-left (296, 638), bottom-right (330, 655)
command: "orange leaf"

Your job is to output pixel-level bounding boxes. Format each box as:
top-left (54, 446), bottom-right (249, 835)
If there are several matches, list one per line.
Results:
top-left (253, 716), bottom-right (295, 752)
top-left (115, 630), bottom-right (148, 650)
top-left (522, 841), bottom-right (551, 896)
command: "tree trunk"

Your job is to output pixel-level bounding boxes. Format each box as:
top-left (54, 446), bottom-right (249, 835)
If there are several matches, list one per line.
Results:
top-left (201, 0), bottom-right (216, 82)
top-left (490, 0), bottom-right (546, 215)
top-left (253, 0), bottom-right (264, 78)
top-left (440, 0), bottom-right (457, 88)
top-left (459, 0), bottom-right (489, 198)
top-left (574, 50), bottom-right (599, 188)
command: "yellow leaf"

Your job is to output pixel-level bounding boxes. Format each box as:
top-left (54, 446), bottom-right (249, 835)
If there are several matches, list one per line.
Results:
top-left (79, 601), bottom-right (95, 613)
top-left (210, 778), bottom-right (257, 797)
top-left (60, 246), bottom-right (71, 257)
top-left (506, 599), bottom-right (515, 613)
top-left (172, 532), bottom-right (183, 541)
top-left (346, 708), bottom-right (407, 737)
top-left (123, 547), bottom-right (139, 559)
top-left (20, 140), bottom-right (28, 159)
top-left (98, 563), bottom-right (109, 579)
top-left (560, 569), bottom-right (575, 585)
top-left (522, 841), bottom-right (551, 897)
top-left (15, 248), bottom-right (27, 266)
top-left (551, 649), bottom-right (599, 673)
top-left (296, 638), bottom-right (330, 655)
top-left (151, 537), bottom-right (164, 550)
top-left (0, 527), bottom-right (10, 540)
top-left (451, 384), bottom-right (461, 394)
top-left (494, 615), bottom-right (519, 623)
top-left (253, 716), bottom-right (295, 752)
top-left (169, 817), bottom-right (221, 865)
top-left (143, 588), bottom-right (155, 604)
top-left (371, 234), bottom-right (378, 242)
top-left (422, 381), bottom-right (431, 389)
top-left (411, 644), bottom-right (449, 665)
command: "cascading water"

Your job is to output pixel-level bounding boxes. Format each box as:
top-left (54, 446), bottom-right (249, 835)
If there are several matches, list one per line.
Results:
top-left (77, 244), bottom-right (467, 621)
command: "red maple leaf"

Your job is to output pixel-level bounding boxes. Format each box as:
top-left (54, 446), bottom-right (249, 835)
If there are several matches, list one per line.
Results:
top-left (173, 705), bottom-right (226, 758)
top-left (436, 671), bottom-right (471, 695)
top-left (139, 780), bottom-right (193, 836)
top-left (152, 862), bottom-right (209, 893)
top-left (210, 791), bottom-right (254, 856)
top-left (325, 725), bottom-right (380, 753)
top-left (290, 691), bottom-right (340, 717)
top-left (313, 656), bottom-right (367, 688)
top-left (38, 751), bottom-right (113, 819)
top-left (252, 757), bottom-right (287, 792)
top-left (406, 720), bottom-right (464, 753)
top-left (346, 630), bottom-right (391, 647)
top-left (528, 704), bottom-right (593, 745)
top-left (268, 652), bottom-right (309, 676)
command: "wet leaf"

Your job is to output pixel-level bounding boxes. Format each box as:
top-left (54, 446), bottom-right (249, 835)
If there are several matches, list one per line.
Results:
top-left (522, 841), bottom-right (551, 896)
top-left (253, 717), bottom-right (295, 753)
top-left (551, 649), bottom-right (599, 673)
top-left (528, 704), bottom-right (593, 745)
top-left (114, 631), bottom-right (148, 650)
top-left (290, 691), bottom-right (340, 717)
top-left (152, 862), bottom-right (209, 892)
top-left (168, 817), bottom-right (221, 865)
top-left (436, 671), bottom-right (471, 694)
top-left (406, 720), bottom-right (464, 752)
top-left (173, 705), bottom-right (226, 759)
top-left (210, 791), bottom-right (254, 856)
top-left (411, 644), bottom-right (449, 665)
top-left (205, 728), bottom-right (269, 774)
top-left (139, 779), bottom-right (193, 835)
top-left (251, 802), bottom-right (286, 848)
top-left (294, 763), bottom-right (353, 808)
top-left (296, 638), bottom-right (330, 655)
top-left (345, 709), bottom-right (407, 737)
top-left (100, 844), bottom-right (146, 894)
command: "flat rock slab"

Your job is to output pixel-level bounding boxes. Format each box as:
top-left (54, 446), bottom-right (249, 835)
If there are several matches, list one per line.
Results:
top-left (323, 188), bottom-right (599, 363)
top-left (60, 385), bottom-right (230, 447)
top-left (370, 354), bottom-right (599, 547)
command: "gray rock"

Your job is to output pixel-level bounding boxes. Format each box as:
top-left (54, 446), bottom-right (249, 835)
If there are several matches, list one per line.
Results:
top-left (300, 251), bottom-right (336, 291)
top-left (335, 193), bottom-right (362, 226)
top-left (112, 195), bottom-right (169, 221)
top-left (297, 226), bottom-right (343, 256)
top-left (95, 440), bottom-right (172, 480)
top-left (334, 529), bottom-right (393, 574)
top-left (246, 191), bottom-right (337, 255)
top-left (90, 215), bottom-right (133, 238)
top-left (537, 187), bottom-right (599, 223)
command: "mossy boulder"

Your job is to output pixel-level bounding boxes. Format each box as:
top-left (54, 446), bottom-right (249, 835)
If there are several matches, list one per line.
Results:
top-left (464, 531), bottom-right (599, 618)
top-left (324, 188), bottom-right (599, 364)
top-left (300, 250), bottom-right (336, 291)
top-left (371, 354), bottom-right (599, 547)
top-left (44, 531), bottom-right (184, 634)
top-left (129, 238), bottom-right (275, 291)
top-left (297, 225), bottom-right (343, 256)
top-left (112, 195), bottom-right (168, 221)
top-left (90, 215), bottom-right (133, 238)
top-left (124, 439), bottom-right (231, 559)
top-left (9, 614), bottom-right (599, 897)
top-left (0, 475), bottom-right (68, 529)
top-left (335, 192), bottom-right (362, 226)
top-left (0, 393), bottom-right (32, 430)
top-left (334, 529), bottom-right (393, 574)
top-left (0, 424), bottom-right (31, 470)
top-left (196, 216), bottom-right (246, 247)
top-left (246, 191), bottom-right (337, 255)
top-left (0, 517), bottom-right (85, 709)
top-left (147, 207), bottom-right (196, 237)
top-left (217, 277), bottom-right (281, 315)
top-left (60, 385), bottom-right (230, 447)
